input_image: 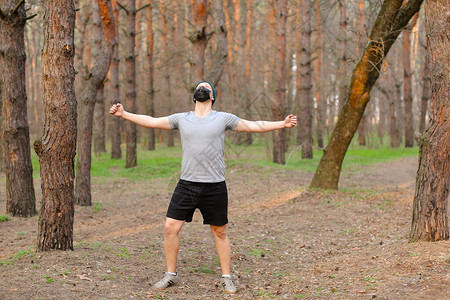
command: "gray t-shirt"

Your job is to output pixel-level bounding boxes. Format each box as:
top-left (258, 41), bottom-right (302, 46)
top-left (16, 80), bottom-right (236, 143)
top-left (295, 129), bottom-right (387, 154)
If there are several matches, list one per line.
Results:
top-left (168, 110), bottom-right (240, 183)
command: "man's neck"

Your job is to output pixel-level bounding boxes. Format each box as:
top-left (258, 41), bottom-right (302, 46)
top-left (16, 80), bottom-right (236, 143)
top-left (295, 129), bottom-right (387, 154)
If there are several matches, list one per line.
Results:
top-left (194, 101), bottom-right (213, 118)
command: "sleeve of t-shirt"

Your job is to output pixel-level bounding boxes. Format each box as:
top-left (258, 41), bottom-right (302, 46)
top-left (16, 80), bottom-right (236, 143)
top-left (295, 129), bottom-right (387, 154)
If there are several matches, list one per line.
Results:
top-left (168, 113), bottom-right (183, 130)
top-left (222, 112), bottom-right (241, 131)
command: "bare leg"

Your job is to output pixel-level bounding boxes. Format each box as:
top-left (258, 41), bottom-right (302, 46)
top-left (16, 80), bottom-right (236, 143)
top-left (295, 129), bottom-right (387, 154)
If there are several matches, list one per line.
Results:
top-left (210, 224), bottom-right (231, 275)
top-left (164, 217), bottom-right (185, 273)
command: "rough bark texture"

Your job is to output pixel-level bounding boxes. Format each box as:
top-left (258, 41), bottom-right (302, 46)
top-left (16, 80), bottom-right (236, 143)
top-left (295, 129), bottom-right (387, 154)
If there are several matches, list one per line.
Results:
top-left (75, 0), bottom-right (115, 205)
top-left (310, 0), bottom-right (424, 190)
top-left (298, 0), bottom-right (313, 159)
top-left (145, 2), bottom-right (155, 151)
top-left (93, 83), bottom-right (106, 154)
top-left (409, 0), bottom-right (449, 242)
top-left (0, 0), bottom-right (37, 217)
top-left (35, 0), bottom-right (77, 251)
top-left (272, 0), bottom-right (287, 165)
top-left (110, 0), bottom-right (121, 158)
top-left (124, 0), bottom-right (137, 168)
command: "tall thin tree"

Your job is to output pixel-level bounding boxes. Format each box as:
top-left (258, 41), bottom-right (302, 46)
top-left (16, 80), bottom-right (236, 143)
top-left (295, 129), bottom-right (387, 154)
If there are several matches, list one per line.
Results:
top-left (298, 0), bottom-right (313, 159)
top-left (314, 0), bottom-right (324, 149)
top-left (34, 0), bottom-right (77, 251)
top-left (124, 0), bottom-right (137, 168)
top-left (0, 0), bottom-right (37, 217)
top-left (110, 0), bottom-right (122, 159)
top-left (75, 0), bottom-right (115, 206)
top-left (272, 0), bottom-right (287, 164)
top-left (145, 1), bottom-right (155, 151)
top-left (402, 14), bottom-right (418, 147)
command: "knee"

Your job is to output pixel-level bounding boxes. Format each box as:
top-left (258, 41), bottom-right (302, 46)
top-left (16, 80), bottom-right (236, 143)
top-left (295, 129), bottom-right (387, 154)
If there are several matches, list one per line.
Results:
top-left (165, 219), bottom-right (182, 237)
top-left (211, 225), bottom-right (228, 240)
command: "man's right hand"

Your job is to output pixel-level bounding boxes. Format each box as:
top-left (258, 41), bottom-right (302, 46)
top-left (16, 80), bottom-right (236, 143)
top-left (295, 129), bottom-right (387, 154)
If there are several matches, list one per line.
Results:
top-left (109, 103), bottom-right (124, 117)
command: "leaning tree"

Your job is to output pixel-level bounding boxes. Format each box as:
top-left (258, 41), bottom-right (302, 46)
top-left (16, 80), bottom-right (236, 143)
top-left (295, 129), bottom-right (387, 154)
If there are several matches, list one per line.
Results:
top-left (310, 0), bottom-right (424, 190)
top-left (409, 0), bottom-right (449, 242)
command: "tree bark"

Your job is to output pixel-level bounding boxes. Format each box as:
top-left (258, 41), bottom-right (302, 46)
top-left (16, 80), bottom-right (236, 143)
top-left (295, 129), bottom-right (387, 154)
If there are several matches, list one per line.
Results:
top-left (409, 0), bottom-right (449, 242)
top-left (110, 0), bottom-right (121, 158)
top-left (337, 0), bottom-right (349, 111)
top-left (145, 1), bottom-right (155, 151)
top-left (35, 0), bottom-right (77, 251)
top-left (206, 0), bottom-right (228, 87)
top-left (124, 0), bottom-right (137, 168)
top-left (357, 0), bottom-right (367, 146)
top-left (419, 46), bottom-right (430, 133)
top-left (390, 82), bottom-right (402, 148)
top-left (93, 83), bottom-right (106, 154)
top-left (310, 0), bottom-right (424, 190)
top-left (403, 14), bottom-right (418, 148)
top-left (189, 0), bottom-right (208, 87)
top-left (159, 2), bottom-right (174, 147)
top-left (272, 0), bottom-right (287, 165)
top-left (75, 0), bottom-right (115, 205)
top-left (0, 0), bottom-right (37, 217)
top-left (298, 0), bottom-right (313, 159)
top-left (314, 0), bottom-right (324, 149)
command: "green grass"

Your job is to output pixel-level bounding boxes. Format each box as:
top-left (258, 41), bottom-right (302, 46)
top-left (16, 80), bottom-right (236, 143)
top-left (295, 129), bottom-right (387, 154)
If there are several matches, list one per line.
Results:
top-left (226, 139), bottom-right (418, 173)
top-left (0, 247), bottom-right (36, 265)
top-left (0, 215), bottom-right (11, 222)
top-left (28, 138), bottom-right (418, 181)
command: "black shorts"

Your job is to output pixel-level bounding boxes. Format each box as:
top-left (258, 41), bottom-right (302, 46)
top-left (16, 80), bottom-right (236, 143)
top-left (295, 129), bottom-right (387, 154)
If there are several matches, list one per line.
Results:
top-left (166, 179), bottom-right (228, 226)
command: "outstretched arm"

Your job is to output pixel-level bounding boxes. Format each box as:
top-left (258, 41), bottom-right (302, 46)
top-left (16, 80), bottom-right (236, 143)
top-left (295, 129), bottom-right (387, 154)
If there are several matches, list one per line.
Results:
top-left (109, 103), bottom-right (172, 130)
top-left (235, 114), bottom-right (297, 133)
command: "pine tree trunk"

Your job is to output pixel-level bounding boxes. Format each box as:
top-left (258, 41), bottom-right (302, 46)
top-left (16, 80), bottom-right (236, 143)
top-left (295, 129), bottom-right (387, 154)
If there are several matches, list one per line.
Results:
top-left (110, 0), bottom-right (122, 158)
top-left (298, 0), bottom-right (313, 159)
top-left (159, 2), bottom-right (174, 147)
top-left (125, 0), bottom-right (137, 168)
top-left (419, 50), bottom-right (430, 133)
top-left (389, 83), bottom-right (401, 148)
top-left (403, 17), bottom-right (416, 148)
top-left (206, 0), bottom-right (228, 87)
top-left (75, 0), bottom-right (115, 205)
top-left (35, 0), bottom-right (77, 251)
top-left (314, 0), bottom-right (324, 149)
top-left (189, 0), bottom-right (208, 86)
top-left (409, 0), bottom-right (449, 242)
top-left (337, 0), bottom-right (349, 111)
top-left (93, 83), bottom-right (106, 154)
top-left (0, 0), bottom-right (37, 217)
top-left (243, 0), bottom-right (253, 145)
top-left (310, 0), bottom-right (424, 190)
top-left (272, 0), bottom-right (287, 165)
top-left (146, 2), bottom-right (155, 151)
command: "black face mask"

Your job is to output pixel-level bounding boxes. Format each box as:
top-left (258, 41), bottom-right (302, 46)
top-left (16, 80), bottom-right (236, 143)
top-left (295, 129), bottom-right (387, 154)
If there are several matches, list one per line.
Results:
top-left (193, 86), bottom-right (211, 102)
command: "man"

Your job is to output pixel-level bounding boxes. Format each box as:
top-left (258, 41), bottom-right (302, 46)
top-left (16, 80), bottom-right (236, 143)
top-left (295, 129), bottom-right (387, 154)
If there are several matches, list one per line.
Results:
top-left (109, 81), bottom-right (297, 293)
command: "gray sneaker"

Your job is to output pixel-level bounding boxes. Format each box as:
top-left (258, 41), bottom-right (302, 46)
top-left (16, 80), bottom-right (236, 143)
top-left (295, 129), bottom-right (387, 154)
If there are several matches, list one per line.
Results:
top-left (220, 276), bottom-right (237, 293)
top-left (154, 272), bottom-right (178, 289)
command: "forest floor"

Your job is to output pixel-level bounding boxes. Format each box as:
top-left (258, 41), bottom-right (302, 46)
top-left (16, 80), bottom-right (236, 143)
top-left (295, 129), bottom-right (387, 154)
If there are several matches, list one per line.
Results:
top-left (0, 155), bottom-right (449, 299)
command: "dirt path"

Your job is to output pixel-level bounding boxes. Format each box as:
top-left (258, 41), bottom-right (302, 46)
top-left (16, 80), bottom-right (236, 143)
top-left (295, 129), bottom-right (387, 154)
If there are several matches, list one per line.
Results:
top-left (0, 156), bottom-right (449, 299)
